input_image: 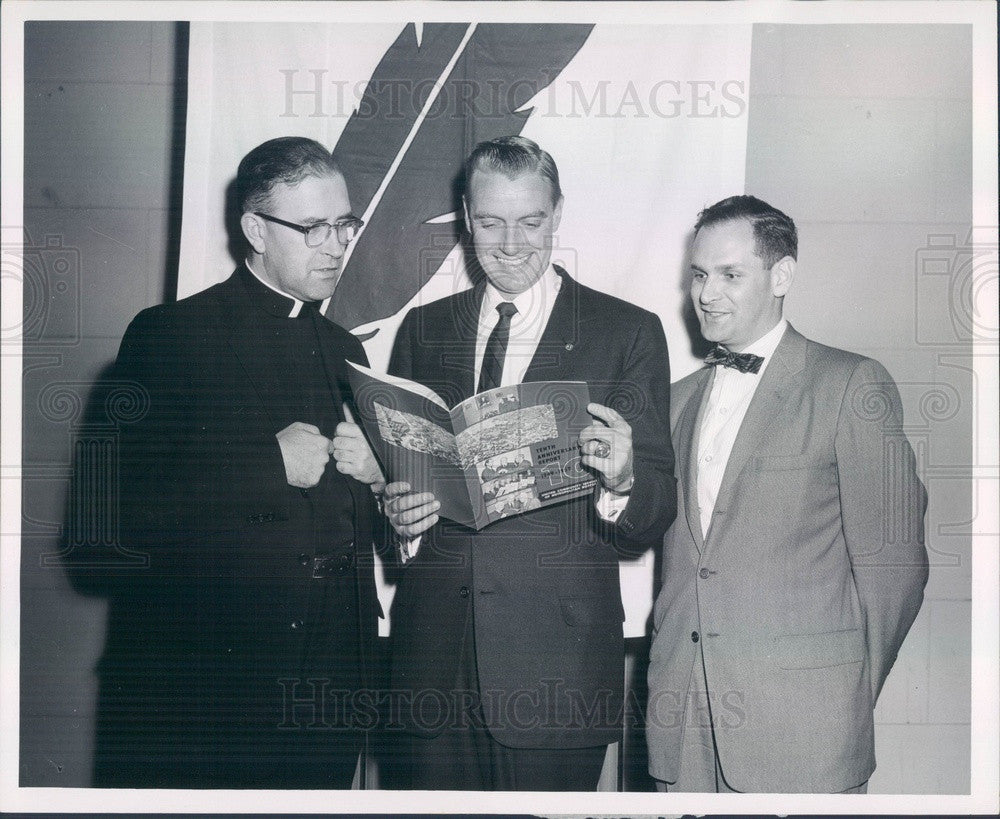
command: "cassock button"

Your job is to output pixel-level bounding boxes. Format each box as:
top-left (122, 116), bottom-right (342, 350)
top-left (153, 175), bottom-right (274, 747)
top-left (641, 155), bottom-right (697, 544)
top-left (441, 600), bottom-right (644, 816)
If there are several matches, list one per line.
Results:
top-left (691, 631), bottom-right (700, 643)
top-left (459, 586), bottom-right (470, 598)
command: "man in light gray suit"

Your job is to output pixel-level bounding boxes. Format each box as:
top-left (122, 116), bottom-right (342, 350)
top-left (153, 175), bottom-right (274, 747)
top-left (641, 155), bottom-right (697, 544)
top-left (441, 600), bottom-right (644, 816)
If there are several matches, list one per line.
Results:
top-left (646, 195), bottom-right (928, 793)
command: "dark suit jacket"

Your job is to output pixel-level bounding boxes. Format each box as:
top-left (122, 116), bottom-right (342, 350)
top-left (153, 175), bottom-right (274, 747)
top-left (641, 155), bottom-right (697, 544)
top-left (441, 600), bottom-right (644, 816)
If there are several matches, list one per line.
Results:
top-left (646, 325), bottom-right (928, 792)
top-left (93, 266), bottom-right (380, 787)
top-left (387, 268), bottom-right (676, 749)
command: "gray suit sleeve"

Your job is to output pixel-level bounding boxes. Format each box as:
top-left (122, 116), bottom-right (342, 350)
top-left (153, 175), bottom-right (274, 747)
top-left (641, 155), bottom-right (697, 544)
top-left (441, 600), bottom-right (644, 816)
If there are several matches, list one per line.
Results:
top-left (835, 357), bottom-right (929, 702)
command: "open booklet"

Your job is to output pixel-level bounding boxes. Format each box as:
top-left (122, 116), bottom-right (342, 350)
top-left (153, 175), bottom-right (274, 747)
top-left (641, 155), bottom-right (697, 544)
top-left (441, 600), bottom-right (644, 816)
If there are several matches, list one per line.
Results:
top-left (346, 362), bottom-right (598, 530)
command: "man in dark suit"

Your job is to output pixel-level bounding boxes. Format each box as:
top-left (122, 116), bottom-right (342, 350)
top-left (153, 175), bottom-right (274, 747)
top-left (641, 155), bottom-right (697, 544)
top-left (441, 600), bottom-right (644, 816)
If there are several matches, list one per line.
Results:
top-left (375, 136), bottom-right (677, 790)
top-left (645, 195), bottom-right (928, 793)
top-left (97, 137), bottom-right (382, 787)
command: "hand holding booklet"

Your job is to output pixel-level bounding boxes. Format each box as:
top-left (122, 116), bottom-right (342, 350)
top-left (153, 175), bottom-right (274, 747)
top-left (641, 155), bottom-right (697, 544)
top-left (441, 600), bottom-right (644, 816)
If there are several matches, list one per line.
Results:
top-left (346, 362), bottom-right (598, 530)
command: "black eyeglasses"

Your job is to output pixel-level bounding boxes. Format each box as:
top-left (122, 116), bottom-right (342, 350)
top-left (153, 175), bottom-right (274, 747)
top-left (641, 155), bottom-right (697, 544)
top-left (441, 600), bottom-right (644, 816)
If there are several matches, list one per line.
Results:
top-left (254, 212), bottom-right (364, 247)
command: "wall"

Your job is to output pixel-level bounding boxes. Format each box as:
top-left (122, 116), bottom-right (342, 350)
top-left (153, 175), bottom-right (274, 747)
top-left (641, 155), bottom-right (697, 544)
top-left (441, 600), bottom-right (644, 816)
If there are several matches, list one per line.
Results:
top-left (745, 24), bottom-right (972, 793)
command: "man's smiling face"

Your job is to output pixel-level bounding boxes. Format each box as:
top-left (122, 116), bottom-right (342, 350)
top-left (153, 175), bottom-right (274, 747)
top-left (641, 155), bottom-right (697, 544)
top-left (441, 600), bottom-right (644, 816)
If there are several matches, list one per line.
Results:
top-left (690, 218), bottom-right (789, 352)
top-left (464, 167), bottom-right (564, 295)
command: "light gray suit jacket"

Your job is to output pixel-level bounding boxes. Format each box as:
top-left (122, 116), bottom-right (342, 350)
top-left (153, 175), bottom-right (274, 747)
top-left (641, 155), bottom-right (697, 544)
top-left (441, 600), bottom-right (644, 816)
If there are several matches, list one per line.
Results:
top-left (646, 324), bottom-right (928, 793)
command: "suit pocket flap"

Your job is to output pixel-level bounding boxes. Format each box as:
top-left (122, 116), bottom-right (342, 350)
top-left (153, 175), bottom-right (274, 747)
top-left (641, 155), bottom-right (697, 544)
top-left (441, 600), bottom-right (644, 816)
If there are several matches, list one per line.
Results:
top-left (774, 628), bottom-right (865, 670)
top-left (753, 453), bottom-right (835, 472)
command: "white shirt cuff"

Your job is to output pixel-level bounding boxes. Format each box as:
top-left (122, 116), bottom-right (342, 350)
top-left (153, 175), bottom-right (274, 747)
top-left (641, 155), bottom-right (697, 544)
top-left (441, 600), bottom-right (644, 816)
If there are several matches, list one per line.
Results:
top-left (595, 485), bottom-right (631, 522)
top-left (398, 534), bottom-right (421, 563)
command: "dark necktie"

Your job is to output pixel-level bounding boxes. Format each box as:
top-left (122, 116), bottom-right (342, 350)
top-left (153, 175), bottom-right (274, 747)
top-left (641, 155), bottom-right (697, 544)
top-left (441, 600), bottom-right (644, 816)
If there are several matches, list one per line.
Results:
top-left (705, 344), bottom-right (764, 374)
top-left (478, 302), bottom-right (518, 393)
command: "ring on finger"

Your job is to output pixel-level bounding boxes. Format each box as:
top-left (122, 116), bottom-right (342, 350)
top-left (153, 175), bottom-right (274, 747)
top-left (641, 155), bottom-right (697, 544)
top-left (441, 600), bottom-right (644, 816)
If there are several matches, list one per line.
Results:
top-left (593, 441), bottom-right (611, 458)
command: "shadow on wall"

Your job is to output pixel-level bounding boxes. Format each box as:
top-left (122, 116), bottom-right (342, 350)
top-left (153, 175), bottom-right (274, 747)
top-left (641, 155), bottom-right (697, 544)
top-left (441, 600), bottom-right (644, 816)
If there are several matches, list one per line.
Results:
top-left (56, 361), bottom-right (151, 785)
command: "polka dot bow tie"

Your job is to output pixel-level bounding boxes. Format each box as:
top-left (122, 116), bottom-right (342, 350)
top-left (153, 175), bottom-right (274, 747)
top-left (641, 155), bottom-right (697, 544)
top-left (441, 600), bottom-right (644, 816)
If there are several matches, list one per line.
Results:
top-left (704, 344), bottom-right (764, 374)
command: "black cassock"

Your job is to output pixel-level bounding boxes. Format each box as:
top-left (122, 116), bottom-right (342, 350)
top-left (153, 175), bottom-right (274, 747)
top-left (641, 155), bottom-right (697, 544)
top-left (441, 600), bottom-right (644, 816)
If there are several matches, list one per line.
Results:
top-left (81, 266), bottom-right (380, 788)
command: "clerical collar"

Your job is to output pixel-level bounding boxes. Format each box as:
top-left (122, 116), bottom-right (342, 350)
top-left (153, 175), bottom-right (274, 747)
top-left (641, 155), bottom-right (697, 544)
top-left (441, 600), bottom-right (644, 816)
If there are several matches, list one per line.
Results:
top-left (244, 261), bottom-right (332, 318)
top-left (482, 264), bottom-right (562, 324)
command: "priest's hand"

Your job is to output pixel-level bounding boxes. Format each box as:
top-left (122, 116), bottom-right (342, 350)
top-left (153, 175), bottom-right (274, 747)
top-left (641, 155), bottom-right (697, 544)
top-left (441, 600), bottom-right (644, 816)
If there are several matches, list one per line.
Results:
top-left (276, 421), bottom-right (331, 488)
top-left (331, 422), bottom-right (386, 493)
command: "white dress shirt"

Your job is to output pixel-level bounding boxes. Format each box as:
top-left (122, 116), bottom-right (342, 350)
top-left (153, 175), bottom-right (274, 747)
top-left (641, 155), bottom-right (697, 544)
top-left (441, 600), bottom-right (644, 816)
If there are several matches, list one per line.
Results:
top-left (475, 264), bottom-right (562, 387)
top-left (697, 318), bottom-right (788, 538)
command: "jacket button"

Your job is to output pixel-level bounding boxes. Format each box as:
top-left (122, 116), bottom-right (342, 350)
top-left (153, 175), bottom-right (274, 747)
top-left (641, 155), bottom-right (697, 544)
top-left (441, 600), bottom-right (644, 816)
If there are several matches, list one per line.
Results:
top-left (699, 568), bottom-right (711, 579)
top-left (691, 631), bottom-right (699, 643)
top-left (298, 553), bottom-right (310, 566)
top-left (459, 586), bottom-right (470, 598)
top-left (291, 620), bottom-right (303, 630)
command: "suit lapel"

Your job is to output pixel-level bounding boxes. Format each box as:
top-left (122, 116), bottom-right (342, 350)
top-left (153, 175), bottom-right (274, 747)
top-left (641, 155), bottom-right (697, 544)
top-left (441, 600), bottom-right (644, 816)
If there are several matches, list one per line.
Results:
top-left (676, 369), bottom-right (713, 553)
top-left (523, 268), bottom-right (581, 381)
top-left (447, 284), bottom-right (484, 403)
top-left (706, 326), bottom-right (807, 548)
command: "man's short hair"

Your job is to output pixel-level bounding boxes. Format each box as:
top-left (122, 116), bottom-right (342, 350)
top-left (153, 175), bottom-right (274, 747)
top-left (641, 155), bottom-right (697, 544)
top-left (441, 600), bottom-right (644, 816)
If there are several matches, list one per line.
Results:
top-left (464, 135), bottom-right (562, 204)
top-left (694, 195), bottom-right (798, 269)
top-left (236, 136), bottom-right (341, 213)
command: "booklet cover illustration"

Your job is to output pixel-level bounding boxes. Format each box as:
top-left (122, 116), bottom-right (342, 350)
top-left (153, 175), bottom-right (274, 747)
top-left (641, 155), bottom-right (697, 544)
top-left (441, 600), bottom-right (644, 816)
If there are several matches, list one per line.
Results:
top-left (347, 362), bottom-right (598, 530)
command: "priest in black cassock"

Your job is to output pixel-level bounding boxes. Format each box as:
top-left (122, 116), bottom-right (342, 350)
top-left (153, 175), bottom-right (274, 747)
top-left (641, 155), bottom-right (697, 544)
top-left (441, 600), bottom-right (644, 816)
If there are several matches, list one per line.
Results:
top-left (95, 137), bottom-right (384, 788)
